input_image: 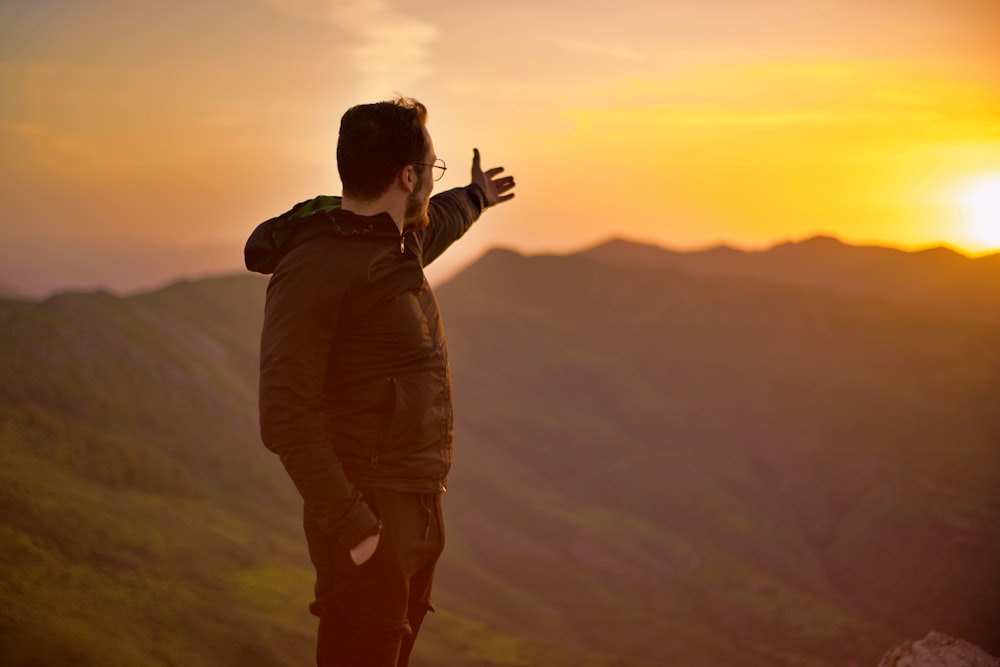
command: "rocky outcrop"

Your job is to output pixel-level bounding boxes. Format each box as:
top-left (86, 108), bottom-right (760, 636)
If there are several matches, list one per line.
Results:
top-left (878, 632), bottom-right (1000, 667)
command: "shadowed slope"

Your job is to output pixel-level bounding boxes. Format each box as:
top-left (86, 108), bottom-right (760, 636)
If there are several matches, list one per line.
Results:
top-left (436, 246), bottom-right (1000, 665)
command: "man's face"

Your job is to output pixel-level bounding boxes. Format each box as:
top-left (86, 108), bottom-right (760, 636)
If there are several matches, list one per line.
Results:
top-left (404, 127), bottom-right (435, 231)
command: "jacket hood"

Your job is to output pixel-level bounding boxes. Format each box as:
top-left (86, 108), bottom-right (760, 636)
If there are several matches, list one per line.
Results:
top-left (244, 195), bottom-right (398, 275)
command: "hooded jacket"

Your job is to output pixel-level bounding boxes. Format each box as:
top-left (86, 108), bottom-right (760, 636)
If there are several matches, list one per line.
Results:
top-left (245, 184), bottom-right (489, 552)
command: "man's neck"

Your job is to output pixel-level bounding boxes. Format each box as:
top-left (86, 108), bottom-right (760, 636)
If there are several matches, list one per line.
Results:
top-left (341, 195), bottom-right (405, 234)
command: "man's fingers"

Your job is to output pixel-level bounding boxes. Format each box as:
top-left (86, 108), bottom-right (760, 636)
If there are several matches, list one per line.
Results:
top-left (470, 150), bottom-right (515, 205)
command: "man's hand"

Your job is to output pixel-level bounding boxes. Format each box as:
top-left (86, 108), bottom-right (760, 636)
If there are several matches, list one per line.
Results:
top-left (471, 148), bottom-right (515, 207)
top-left (349, 533), bottom-right (380, 566)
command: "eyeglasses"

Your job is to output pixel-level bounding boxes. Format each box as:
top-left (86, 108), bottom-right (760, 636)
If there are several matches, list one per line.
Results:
top-left (412, 158), bottom-right (447, 181)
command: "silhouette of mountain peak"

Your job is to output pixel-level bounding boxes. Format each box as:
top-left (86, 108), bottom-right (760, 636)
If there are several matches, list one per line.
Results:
top-left (573, 234), bottom-right (1000, 325)
top-left (774, 234), bottom-right (846, 251)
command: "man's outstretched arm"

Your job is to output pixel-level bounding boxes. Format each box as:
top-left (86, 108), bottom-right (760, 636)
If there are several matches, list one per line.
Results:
top-left (419, 148), bottom-right (516, 266)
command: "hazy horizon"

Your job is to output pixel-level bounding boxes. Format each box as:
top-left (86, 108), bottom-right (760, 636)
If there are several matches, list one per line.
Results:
top-left (1, 231), bottom-right (996, 300)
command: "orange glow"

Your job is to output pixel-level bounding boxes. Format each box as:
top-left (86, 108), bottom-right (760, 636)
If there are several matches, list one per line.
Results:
top-left (500, 62), bottom-right (1000, 256)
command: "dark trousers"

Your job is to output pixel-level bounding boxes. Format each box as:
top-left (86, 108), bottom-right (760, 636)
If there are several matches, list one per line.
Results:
top-left (307, 488), bottom-right (445, 667)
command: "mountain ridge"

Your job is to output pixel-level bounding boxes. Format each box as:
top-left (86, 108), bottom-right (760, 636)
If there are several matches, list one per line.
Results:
top-left (436, 245), bottom-right (999, 663)
top-left (1, 236), bottom-right (997, 665)
top-left (578, 235), bottom-right (1000, 325)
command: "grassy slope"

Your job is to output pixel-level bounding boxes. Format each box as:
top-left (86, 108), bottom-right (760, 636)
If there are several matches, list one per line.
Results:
top-left (0, 276), bottom-right (643, 667)
top-left (0, 412), bottom-right (315, 667)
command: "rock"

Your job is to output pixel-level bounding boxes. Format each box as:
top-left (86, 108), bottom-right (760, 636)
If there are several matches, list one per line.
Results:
top-left (878, 632), bottom-right (1000, 667)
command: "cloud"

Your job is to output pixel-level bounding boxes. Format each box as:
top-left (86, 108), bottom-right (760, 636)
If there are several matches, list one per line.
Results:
top-left (555, 38), bottom-right (646, 64)
top-left (267, 0), bottom-right (440, 97)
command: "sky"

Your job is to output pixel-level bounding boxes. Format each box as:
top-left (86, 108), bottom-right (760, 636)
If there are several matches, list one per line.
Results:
top-left (1, 0), bottom-right (999, 296)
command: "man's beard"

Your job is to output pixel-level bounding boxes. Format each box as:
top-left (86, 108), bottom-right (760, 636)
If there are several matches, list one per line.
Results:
top-left (403, 181), bottom-right (431, 231)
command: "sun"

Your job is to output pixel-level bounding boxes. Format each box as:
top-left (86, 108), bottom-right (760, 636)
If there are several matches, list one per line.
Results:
top-left (959, 174), bottom-right (1000, 249)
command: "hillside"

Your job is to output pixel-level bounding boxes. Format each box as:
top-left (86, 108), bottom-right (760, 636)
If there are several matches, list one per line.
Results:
top-left (0, 275), bottom-right (629, 667)
top-left (436, 246), bottom-right (1000, 665)
top-left (580, 235), bottom-right (1000, 326)
top-left (1, 236), bottom-right (998, 666)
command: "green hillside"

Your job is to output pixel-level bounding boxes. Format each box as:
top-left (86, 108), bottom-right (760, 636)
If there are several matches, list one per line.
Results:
top-left (0, 275), bottom-right (639, 667)
top-left (1, 238), bottom-right (998, 666)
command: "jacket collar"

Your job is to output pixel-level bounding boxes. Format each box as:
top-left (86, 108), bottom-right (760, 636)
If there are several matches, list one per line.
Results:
top-left (244, 195), bottom-right (401, 275)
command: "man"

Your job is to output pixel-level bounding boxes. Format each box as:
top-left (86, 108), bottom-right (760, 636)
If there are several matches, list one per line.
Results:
top-left (243, 97), bottom-right (515, 666)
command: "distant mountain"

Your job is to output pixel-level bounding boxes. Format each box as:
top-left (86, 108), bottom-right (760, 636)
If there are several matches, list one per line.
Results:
top-left (0, 280), bottom-right (26, 298)
top-left (437, 244), bottom-right (1000, 665)
top-left (580, 235), bottom-right (1000, 325)
top-left (1, 237), bottom-right (998, 666)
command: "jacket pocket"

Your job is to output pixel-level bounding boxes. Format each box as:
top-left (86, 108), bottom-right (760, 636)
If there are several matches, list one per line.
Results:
top-left (370, 377), bottom-right (397, 468)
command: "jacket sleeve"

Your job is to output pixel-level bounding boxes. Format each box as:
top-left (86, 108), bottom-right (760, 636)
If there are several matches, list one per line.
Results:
top-left (258, 241), bottom-right (379, 552)
top-left (417, 184), bottom-right (489, 267)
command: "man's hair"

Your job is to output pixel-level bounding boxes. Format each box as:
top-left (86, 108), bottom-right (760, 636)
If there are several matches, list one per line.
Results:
top-left (336, 96), bottom-right (429, 201)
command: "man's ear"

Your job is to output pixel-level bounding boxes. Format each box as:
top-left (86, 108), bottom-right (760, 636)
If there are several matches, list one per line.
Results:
top-left (399, 165), bottom-right (417, 193)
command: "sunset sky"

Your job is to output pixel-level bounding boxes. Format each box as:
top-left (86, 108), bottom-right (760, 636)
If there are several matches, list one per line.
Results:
top-left (2, 0), bottom-right (999, 296)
